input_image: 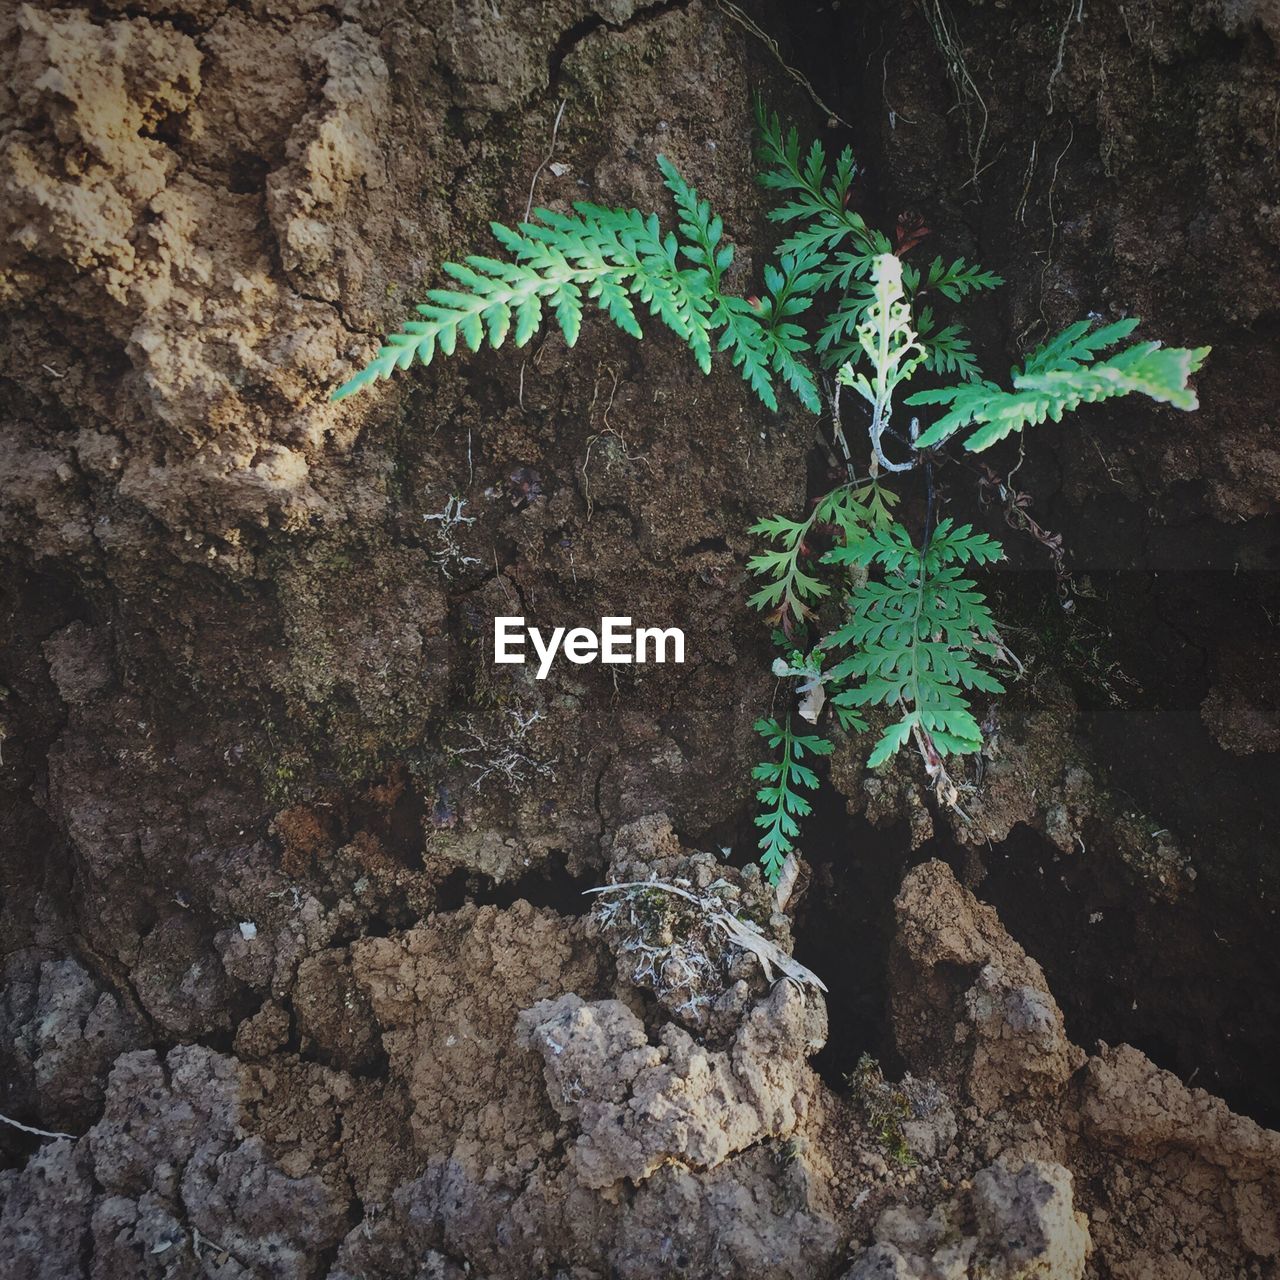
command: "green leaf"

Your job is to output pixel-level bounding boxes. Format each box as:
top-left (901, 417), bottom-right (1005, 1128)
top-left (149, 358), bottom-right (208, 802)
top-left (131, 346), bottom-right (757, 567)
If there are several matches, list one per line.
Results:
top-left (908, 318), bottom-right (1209, 451)
top-left (917, 255), bottom-right (1003, 302)
top-left (867, 719), bottom-right (914, 768)
top-left (916, 307), bottom-right (982, 382)
top-left (746, 480), bottom-right (896, 623)
top-left (515, 294), bottom-right (543, 346)
top-left (820, 518), bottom-right (1008, 767)
top-left (752, 714), bottom-right (830, 881)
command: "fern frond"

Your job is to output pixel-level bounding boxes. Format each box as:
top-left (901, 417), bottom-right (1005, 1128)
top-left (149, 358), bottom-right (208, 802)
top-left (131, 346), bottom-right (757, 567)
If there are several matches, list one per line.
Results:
top-left (753, 715), bottom-right (833, 881)
top-left (657, 154), bottom-right (734, 292)
top-left (747, 481), bottom-right (898, 623)
top-left (751, 251), bottom-right (825, 412)
top-left (822, 519), bottom-right (1005, 766)
top-left (754, 98), bottom-right (847, 212)
top-left (908, 317), bottom-right (1210, 451)
top-left (903, 255), bottom-right (1003, 302)
top-left (916, 307), bottom-right (982, 382)
top-left (753, 95), bottom-right (879, 267)
top-left (331, 201), bottom-right (710, 401)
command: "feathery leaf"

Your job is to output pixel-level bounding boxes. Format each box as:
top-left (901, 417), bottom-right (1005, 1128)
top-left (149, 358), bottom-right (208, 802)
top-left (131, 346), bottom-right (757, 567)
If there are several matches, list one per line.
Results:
top-left (753, 715), bottom-right (833, 881)
top-left (821, 519), bottom-right (1006, 765)
top-left (908, 317), bottom-right (1209, 451)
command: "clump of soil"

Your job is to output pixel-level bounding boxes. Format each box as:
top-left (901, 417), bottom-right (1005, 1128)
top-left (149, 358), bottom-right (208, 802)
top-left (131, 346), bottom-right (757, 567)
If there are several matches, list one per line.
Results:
top-left (7, 831), bottom-right (1279, 1278)
top-left (591, 814), bottom-right (800, 1037)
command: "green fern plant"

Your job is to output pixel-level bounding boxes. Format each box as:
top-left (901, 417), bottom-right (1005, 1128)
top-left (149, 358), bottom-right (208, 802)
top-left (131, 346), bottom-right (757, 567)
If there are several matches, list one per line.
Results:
top-left (323, 96), bottom-right (1208, 885)
top-left (742, 105), bottom-right (1207, 880)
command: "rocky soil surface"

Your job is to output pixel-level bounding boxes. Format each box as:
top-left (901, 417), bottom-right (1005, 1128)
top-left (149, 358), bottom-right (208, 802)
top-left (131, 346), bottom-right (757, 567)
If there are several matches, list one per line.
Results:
top-left (1, 0), bottom-right (1278, 1277)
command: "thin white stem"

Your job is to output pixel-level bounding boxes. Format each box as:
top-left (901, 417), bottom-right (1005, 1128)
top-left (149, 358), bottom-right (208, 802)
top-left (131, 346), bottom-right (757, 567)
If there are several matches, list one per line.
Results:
top-left (524, 98), bottom-right (568, 222)
top-left (0, 1111), bottom-right (74, 1140)
top-left (869, 399), bottom-right (916, 472)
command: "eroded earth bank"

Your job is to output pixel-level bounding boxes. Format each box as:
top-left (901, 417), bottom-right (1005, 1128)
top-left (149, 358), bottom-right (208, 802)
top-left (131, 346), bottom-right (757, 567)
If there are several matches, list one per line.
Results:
top-left (2, 1), bottom-right (1279, 1277)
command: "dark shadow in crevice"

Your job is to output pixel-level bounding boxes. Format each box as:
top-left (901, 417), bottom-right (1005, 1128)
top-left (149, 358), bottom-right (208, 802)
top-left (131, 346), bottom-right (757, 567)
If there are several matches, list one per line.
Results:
top-left (788, 785), bottom-right (917, 1089)
top-left (434, 849), bottom-right (598, 918)
top-left (961, 821), bottom-right (1280, 1130)
top-left (779, 758), bottom-right (1280, 1130)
